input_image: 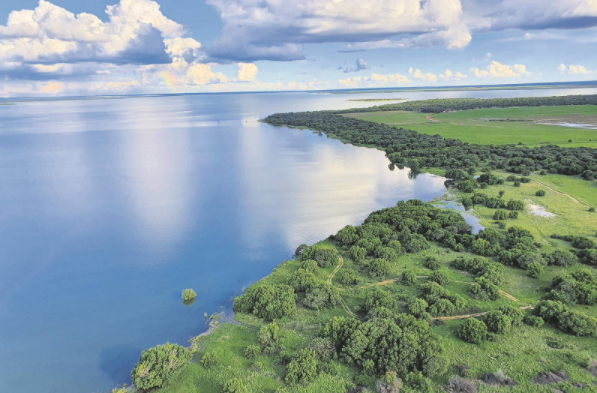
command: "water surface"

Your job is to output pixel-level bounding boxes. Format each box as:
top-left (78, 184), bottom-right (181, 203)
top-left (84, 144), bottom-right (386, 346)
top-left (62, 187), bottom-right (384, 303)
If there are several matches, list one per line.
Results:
top-left (1, 88), bottom-right (596, 393)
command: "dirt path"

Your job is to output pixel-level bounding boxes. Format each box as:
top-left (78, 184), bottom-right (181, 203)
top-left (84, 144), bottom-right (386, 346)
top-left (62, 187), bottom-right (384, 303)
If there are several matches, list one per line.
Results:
top-left (425, 115), bottom-right (438, 123)
top-left (433, 305), bottom-right (533, 321)
top-left (327, 257), bottom-right (344, 285)
top-left (535, 181), bottom-right (587, 207)
top-left (452, 280), bottom-right (520, 302)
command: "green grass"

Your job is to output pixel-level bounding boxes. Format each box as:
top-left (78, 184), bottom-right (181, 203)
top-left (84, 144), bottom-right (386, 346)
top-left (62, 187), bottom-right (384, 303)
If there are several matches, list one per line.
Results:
top-left (346, 105), bottom-right (597, 147)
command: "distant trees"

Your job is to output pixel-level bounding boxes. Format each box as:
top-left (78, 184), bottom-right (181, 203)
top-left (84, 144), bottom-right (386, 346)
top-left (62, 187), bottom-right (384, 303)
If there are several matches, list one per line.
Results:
top-left (131, 343), bottom-right (192, 390)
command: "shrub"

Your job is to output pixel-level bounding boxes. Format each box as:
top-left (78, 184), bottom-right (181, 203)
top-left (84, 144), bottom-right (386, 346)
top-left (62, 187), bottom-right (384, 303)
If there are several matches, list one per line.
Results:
top-left (523, 315), bottom-right (544, 328)
top-left (424, 257), bottom-right (441, 271)
top-left (401, 269), bottom-right (416, 285)
top-left (590, 207), bottom-right (596, 212)
top-left (337, 269), bottom-right (359, 285)
top-left (493, 210), bottom-right (508, 221)
top-left (443, 377), bottom-right (477, 393)
top-left (405, 372), bottom-right (433, 393)
top-left (233, 284), bottom-right (297, 320)
top-left (470, 277), bottom-right (499, 301)
top-left (303, 284), bottom-right (341, 310)
top-left (301, 259), bottom-right (318, 273)
top-left (288, 269), bottom-right (316, 292)
top-left (349, 245), bottom-right (367, 262)
top-left (362, 289), bottom-right (397, 313)
top-left (498, 305), bottom-right (524, 327)
top-left (335, 225), bottom-right (359, 247)
top-left (407, 298), bottom-right (429, 318)
top-left (370, 258), bottom-right (390, 278)
top-left (259, 322), bottom-right (280, 352)
top-left (428, 298), bottom-right (456, 316)
top-left (517, 253), bottom-right (545, 270)
top-left (301, 245), bottom-right (338, 268)
top-left (506, 200), bottom-right (525, 211)
top-left (244, 345), bottom-right (261, 359)
top-left (429, 270), bottom-right (449, 286)
top-left (131, 343), bottom-right (192, 390)
top-left (545, 250), bottom-right (577, 267)
top-left (535, 190), bottom-right (546, 196)
top-left (295, 244), bottom-right (308, 256)
top-left (485, 311), bottom-right (511, 334)
top-left (513, 181), bottom-right (521, 187)
top-left (181, 289), bottom-right (196, 301)
top-left (472, 238), bottom-right (499, 256)
top-left (200, 351), bottom-right (219, 369)
top-left (528, 261), bottom-right (544, 278)
top-left (402, 233), bottom-right (430, 253)
top-left (558, 310), bottom-right (597, 336)
top-left (508, 211), bottom-right (519, 219)
top-left (223, 378), bottom-right (248, 393)
top-left (458, 318), bottom-right (487, 344)
top-left (308, 337), bottom-right (335, 360)
top-left (285, 349), bottom-right (318, 385)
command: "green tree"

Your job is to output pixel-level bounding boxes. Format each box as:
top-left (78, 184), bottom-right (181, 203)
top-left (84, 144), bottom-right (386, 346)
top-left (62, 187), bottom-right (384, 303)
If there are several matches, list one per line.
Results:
top-left (181, 289), bottom-right (196, 301)
top-left (429, 270), bottom-right (449, 286)
top-left (458, 318), bottom-right (487, 344)
top-left (528, 261), bottom-right (544, 278)
top-left (485, 310), bottom-right (511, 334)
top-left (131, 343), bottom-right (192, 390)
top-left (285, 349), bottom-right (318, 385)
top-left (223, 378), bottom-right (248, 393)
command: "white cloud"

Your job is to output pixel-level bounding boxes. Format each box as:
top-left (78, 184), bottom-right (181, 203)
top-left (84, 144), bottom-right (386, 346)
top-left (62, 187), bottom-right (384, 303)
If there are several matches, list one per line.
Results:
top-left (439, 69), bottom-right (467, 80)
top-left (206, 0), bottom-right (470, 61)
top-left (236, 63), bottom-right (258, 81)
top-left (408, 68), bottom-right (438, 82)
top-left (339, 58), bottom-right (370, 73)
top-left (339, 76), bottom-right (362, 87)
top-left (558, 63), bottom-right (593, 74)
top-left (470, 61), bottom-right (530, 78)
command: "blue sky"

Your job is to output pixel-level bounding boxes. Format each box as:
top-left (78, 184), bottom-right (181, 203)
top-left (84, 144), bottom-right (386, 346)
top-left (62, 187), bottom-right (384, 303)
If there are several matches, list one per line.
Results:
top-left (1, 0), bottom-right (597, 97)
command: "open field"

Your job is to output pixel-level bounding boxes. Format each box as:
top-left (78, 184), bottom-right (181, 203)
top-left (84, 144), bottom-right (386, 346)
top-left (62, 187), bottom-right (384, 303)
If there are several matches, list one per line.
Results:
top-left (346, 105), bottom-right (597, 147)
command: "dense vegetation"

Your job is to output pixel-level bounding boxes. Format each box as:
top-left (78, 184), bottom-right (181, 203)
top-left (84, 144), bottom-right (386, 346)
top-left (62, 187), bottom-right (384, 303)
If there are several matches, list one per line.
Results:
top-left (336, 94), bottom-right (597, 114)
top-left (123, 95), bottom-right (597, 393)
top-left (264, 109), bottom-right (597, 180)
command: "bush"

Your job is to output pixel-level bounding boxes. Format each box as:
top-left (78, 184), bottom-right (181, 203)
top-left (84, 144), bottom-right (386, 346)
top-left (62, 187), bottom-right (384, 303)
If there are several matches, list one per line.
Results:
top-left (590, 207), bottom-right (596, 212)
top-left (285, 349), bottom-right (318, 385)
top-left (301, 245), bottom-right (339, 268)
top-left (513, 181), bottom-right (521, 187)
top-left (308, 337), bottom-right (335, 360)
top-left (131, 343), bottom-right (192, 390)
top-left (508, 211), bottom-right (519, 219)
top-left (362, 289), bottom-right (397, 313)
top-left (528, 261), bottom-right (544, 278)
top-left (259, 322), bottom-right (280, 351)
top-left (405, 372), bottom-right (433, 393)
top-left (370, 258), bottom-right (390, 277)
top-left (200, 351), bottom-right (219, 369)
top-left (498, 305), bottom-right (524, 327)
top-left (244, 345), bottom-right (261, 359)
top-left (429, 270), bottom-right (449, 286)
top-left (493, 210), bottom-right (508, 221)
top-left (535, 190), bottom-right (546, 196)
top-left (349, 245), bottom-right (367, 262)
top-left (485, 311), bottom-right (511, 334)
top-left (401, 269), bottom-right (416, 285)
top-left (223, 378), bottom-right (248, 393)
top-left (303, 284), bottom-right (341, 310)
top-left (335, 225), bottom-right (359, 247)
top-left (181, 289), bottom-right (196, 301)
top-left (506, 200), bottom-right (525, 211)
top-left (545, 250), bottom-right (577, 267)
top-left (424, 257), bottom-right (441, 271)
top-left (301, 259), bottom-right (319, 273)
top-left (337, 269), bottom-right (359, 285)
top-left (295, 244), bottom-right (308, 256)
top-left (523, 315), bottom-right (544, 328)
top-left (233, 284), bottom-right (297, 320)
top-left (288, 269), bottom-right (316, 292)
top-left (470, 277), bottom-right (499, 301)
top-left (407, 298), bottom-right (429, 318)
top-left (458, 318), bottom-right (488, 344)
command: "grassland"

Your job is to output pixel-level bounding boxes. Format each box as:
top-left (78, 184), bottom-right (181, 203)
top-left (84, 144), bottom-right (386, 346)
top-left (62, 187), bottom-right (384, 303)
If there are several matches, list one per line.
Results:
top-left (346, 105), bottom-right (597, 148)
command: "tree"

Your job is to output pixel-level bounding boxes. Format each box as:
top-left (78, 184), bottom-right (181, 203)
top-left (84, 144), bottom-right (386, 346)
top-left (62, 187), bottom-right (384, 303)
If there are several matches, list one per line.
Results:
top-left (337, 269), bottom-right (359, 286)
top-left (301, 245), bottom-right (339, 268)
top-left (182, 289), bottom-right (196, 301)
top-left (233, 284), bottom-right (297, 321)
top-left (458, 318), bottom-right (487, 344)
top-left (370, 258), bottom-right (390, 278)
top-left (536, 190), bottom-right (546, 196)
top-left (244, 345), bottom-right (261, 359)
top-left (485, 310), bottom-right (511, 334)
top-left (285, 349), bottom-right (318, 385)
top-left (223, 378), bottom-right (248, 393)
top-left (301, 259), bottom-right (319, 273)
top-left (349, 245), bottom-right (367, 262)
top-left (493, 210), bottom-right (508, 221)
top-left (545, 250), bottom-right (577, 267)
top-left (429, 270), bottom-right (449, 286)
top-left (259, 322), bottom-right (280, 352)
top-left (528, 261), bottom-right (544, 278)
top-left (200, 351), bottom-right (219, 369)
top-left (288, 269), bottom-right (316, 292)
top-left (401, 269), bottom-right (416, 285)
top-left (303, 284), bottom-right (341, 310)
top-left (295, 244), bottom-right (308, 256)
top-left (407, 298), bottom-right (429, 319)
top-left (131, 343), bottom-right (192, 390)
top-left (424, 257), bottom-right (441, 271)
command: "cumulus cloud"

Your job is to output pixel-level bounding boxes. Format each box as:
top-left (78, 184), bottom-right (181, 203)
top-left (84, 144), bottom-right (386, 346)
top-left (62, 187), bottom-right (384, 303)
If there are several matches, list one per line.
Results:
top-left (470, 61), bottom-right (530, 78)
top-left (439, 69), bottom-right (467, 80)
top-left (236, 63), bottom-right (258, 81)
top-left (558, 63), bottom-right (593, 74)
top-left (408, 68), bottom-right (438, 82)
top-left (205, 0), bottom-right (471, 62)
top-left (339, 76), bottom-right (362, 87)
top-left (338, 58), bottom-right (370, 73)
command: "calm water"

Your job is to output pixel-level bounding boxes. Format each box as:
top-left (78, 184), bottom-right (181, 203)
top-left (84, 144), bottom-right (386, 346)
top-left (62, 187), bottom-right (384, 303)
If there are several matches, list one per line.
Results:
top-left (1, 88), bottom-right (596, 393)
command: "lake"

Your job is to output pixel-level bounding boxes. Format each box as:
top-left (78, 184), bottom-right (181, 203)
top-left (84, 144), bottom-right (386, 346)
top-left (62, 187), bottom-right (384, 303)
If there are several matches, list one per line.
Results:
top-left (1, 87), bottom-right (596, 393)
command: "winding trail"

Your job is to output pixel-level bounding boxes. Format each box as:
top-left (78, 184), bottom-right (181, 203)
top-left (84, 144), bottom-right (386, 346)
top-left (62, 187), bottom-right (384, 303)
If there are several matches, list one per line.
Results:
top-left (327, 257), bottom-right (344, 285)
top-left (535, 180), bottom-right (587, 207)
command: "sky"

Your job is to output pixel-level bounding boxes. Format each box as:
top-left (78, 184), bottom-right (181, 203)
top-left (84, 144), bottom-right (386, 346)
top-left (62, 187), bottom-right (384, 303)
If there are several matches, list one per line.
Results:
top-left (1, 0), bottom-right (597, 97)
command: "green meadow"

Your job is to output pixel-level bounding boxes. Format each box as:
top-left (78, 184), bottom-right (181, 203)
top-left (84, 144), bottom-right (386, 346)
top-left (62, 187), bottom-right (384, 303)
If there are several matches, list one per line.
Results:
top-left (346, 105), bottom-right (597, 148)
